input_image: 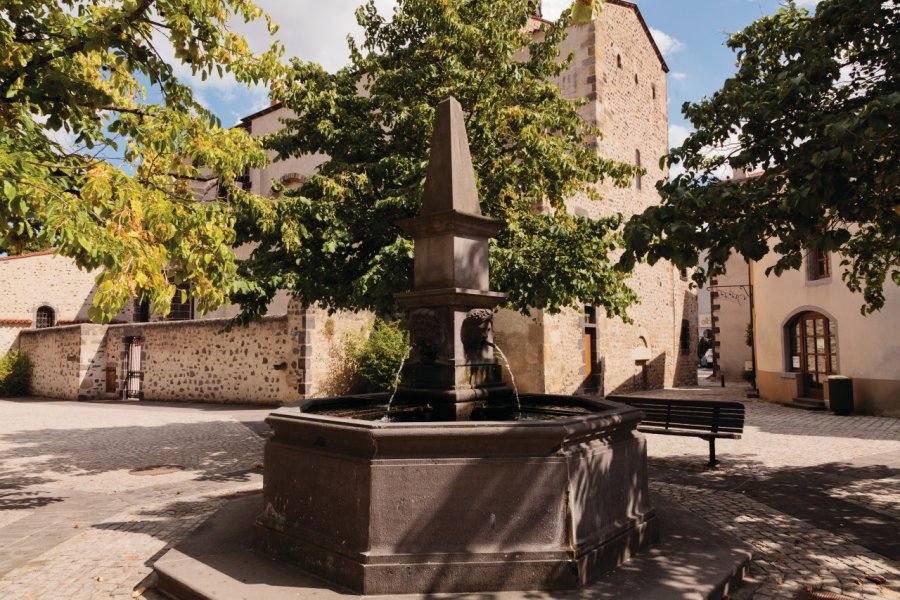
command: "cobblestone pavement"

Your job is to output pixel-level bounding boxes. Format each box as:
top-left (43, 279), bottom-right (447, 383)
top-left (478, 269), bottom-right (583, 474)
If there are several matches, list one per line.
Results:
top-left (626, 379), bottom-right (900, 600)
top-left (1, 388), bottom-right (898, 600)
top-left (0, 398), bottom-right (269, 599)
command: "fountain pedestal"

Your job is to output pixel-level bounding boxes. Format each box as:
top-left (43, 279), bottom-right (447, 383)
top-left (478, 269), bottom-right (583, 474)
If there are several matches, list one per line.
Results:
top-left (393, 97), bottom-right (512, 420)
top-left (254, 96), bottom-right (658, 595)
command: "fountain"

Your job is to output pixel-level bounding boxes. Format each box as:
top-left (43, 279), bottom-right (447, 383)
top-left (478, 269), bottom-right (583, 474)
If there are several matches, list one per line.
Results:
top-left (254, 97), bottom-right (658, 595)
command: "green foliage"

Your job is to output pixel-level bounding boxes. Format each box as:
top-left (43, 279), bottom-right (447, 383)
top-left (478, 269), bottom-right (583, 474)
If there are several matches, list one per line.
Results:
top-left (0, 350), bottom-right (32, 397)
top-left (234, 0), bottom-right (639, 320)
top-left (622, 0), bottom-right (899, 314)
top-left (348, 319), bottom-right (410, 393)
top-left (1, 0), bottom-right (285, 321)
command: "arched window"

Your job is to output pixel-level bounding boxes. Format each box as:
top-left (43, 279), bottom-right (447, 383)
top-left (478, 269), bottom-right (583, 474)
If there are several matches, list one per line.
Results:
top-left (786, 311), bottom-right (837, 400)
top-left (635, 149), bottom-right (642, 190)
top-left (35, 306), bottom-right (55, 329)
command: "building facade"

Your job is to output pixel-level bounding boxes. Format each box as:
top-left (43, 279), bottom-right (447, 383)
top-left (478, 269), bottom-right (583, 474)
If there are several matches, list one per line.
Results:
top-left (2, 2), bottom-right (696, 402)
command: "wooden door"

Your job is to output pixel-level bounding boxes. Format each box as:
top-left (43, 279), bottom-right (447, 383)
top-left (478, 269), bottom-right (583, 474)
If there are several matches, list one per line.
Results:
top-left (798, 313), bottom-right (833, 400)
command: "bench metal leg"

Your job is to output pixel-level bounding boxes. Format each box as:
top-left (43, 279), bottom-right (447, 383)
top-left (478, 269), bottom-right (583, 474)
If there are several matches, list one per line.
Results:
top-left (706, 437), bottom-right (719, 468)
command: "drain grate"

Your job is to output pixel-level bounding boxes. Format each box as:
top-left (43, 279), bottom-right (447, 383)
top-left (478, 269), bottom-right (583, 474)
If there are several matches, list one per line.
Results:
top-left (128, 465), bottom-right (186, 476)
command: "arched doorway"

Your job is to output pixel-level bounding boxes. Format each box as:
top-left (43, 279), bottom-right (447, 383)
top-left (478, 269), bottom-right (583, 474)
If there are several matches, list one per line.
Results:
top-left (787, 311), bottom-right (837, 400)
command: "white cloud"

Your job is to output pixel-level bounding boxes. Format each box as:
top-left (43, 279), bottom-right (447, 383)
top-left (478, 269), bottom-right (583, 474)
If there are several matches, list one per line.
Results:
top-left (237, 0), bottom-right (397, 73)
top-left (795, 0), bottom-right (821, 6)
top-left (671, 71), bottom-right (688, 80)
top-left (649, 27), bottom-right (684, 58)
top-left (669, 123), bottom-right (692, 151)
top-left (540, 0), bottom-right (571, 20)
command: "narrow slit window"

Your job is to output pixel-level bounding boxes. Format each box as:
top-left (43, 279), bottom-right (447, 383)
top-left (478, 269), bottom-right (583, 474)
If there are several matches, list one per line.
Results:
top-left (635, 149), bottom-right (642, 190)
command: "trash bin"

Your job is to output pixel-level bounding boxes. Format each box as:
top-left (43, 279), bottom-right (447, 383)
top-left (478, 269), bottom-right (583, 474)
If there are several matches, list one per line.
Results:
top-left (827, 376), bottom-right (853, 415)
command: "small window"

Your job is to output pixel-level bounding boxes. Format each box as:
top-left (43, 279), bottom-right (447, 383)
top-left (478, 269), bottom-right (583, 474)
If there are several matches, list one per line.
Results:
top-left (652, 84), bottom-right (657, 100)
top-left (634, 73), bottom-right (639, 85)
top-left (680, 319), bottom-right (691, 353)
top-left (133, 299), bottom-right (150, 323)
top-left (635, 149), bottom-right (642, 190)
top-left (35, 306), bottom-right (55, 329)
top-left (617, 54), bottom-right (622, 69)
top-left (679, 268), bottom-right (689, 281)
top-left (584, 305), bottom-right (597, 325)
top-left (166, 284), bottom-right (194, 321)
top-left (807, 249), bottom-right (831, 281)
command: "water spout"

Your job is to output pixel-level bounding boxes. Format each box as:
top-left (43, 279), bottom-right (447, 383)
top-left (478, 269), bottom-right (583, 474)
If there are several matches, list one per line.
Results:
top-left (491, 343), bottom-right (521, 413)
top-left (386, 345), bottom-right (414, 412)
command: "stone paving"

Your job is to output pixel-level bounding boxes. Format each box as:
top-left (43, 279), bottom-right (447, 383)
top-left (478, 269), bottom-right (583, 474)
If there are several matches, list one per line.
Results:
top-left (0, 387), bottom-right (898, 599)
top-left (626, 378), bottom-right (900, 600)
top-left (0, 398), bottom-right (268, 600)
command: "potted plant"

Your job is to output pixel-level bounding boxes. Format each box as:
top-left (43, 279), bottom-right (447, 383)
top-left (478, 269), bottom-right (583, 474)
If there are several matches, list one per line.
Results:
top-left (827, 375), bottom-right (854, 415)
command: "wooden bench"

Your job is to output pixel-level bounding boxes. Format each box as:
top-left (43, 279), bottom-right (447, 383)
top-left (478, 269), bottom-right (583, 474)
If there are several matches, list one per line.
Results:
top-left (609, 397), bottom-right (745, 467)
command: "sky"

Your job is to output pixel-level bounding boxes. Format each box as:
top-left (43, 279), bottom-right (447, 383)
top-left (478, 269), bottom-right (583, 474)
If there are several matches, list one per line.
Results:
top-left (180, 0), bottom-right (822, 155)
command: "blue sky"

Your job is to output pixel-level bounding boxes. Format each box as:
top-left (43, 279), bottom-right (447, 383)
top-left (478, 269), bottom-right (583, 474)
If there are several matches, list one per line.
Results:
top-left (186, 0), bottom-right (820, 153)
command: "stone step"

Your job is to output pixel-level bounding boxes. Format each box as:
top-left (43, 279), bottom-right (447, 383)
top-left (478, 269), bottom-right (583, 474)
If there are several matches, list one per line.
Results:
top-left (791, 397), bottom-right (827, 411)
top-left (153, 492), bottom-right (752, 600)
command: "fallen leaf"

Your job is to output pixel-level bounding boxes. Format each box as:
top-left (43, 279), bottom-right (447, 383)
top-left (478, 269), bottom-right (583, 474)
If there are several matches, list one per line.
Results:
top-left (73, 523), bottom-right (80, 529)
top-left (866, 574), bottom-right (888, 585)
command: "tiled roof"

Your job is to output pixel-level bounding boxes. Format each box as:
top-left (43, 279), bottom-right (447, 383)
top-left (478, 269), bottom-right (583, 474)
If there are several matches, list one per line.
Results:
top-left (0, 249), bottom-right (55, 262)
top-left (0, 319), bottom-right (32, 326)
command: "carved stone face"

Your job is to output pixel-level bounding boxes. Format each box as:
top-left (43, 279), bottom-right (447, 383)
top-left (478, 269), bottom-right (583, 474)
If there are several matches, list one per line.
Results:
top-left (461, 309), bottom-right (493, 356)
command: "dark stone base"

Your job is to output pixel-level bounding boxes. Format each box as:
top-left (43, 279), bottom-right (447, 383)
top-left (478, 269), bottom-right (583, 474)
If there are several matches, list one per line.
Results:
top-left (153, 492), bottom-right (751, 600)
top-left (257, 511), bottom-right (658, 595)
top-left (255, 396), bottom-right (658, 595)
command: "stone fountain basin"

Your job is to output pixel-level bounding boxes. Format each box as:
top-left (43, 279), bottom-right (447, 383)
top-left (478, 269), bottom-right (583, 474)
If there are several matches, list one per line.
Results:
top-left (256, 394), bottom-right (658, 595)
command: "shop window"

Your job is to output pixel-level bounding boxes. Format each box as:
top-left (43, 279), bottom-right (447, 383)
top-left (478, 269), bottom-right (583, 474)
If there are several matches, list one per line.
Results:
top-left (35, 306), bottom-right (55, 329)
top-left (807, 248), bottom-right (831, 280)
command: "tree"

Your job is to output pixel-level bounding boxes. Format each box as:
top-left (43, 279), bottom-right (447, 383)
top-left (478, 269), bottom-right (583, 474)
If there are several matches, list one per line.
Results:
top-left (234, 0), bottom-right (639, 320)
top-left (1, 0), bottom-right (283, 321)
top-left (621, 0), bottom-right (898, 313)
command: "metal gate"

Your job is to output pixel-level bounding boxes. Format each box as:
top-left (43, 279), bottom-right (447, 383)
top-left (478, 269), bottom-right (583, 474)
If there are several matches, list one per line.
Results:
top-left (124, 337), bottom-right (144, 400)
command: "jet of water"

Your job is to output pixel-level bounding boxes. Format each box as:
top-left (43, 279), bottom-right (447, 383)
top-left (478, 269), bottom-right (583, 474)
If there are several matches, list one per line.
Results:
top-left (491, 342), bottom-right (521, 413)
top-left (386, 345), bottom-right (414, 413)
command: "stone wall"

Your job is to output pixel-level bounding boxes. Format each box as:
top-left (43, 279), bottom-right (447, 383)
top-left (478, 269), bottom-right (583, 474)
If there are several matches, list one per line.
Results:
top-left (493, 4), bottom-right (697, 396)
top-left (18, 326), bottom-right (85, 399)
top-left (711, 254), bottom-right (753, 381)
top-left (103, 317), bottom-right (296, 405)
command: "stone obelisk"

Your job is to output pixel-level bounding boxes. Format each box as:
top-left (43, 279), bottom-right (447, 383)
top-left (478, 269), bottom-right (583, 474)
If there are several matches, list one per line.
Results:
top-left (394, 96), bottom-right (511, 420)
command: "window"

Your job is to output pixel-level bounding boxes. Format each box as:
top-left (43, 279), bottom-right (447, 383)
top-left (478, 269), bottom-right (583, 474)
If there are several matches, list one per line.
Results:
top-left (679, 268), bottom-right (689, 281)
top-left (807, 248), bottom-right (831, 281)
top-left (35, 306), bottom-right (55, 329)
top-left (133, 299), bottom-right (150, 323)
top-left (584, 305), bottom-right (597, 325)
top-left (166, 285), bottom-right (194, 321)
top-left (634, 73), bottom-right (639, 85)
top-left (680, 319), bottom-right (691, 353)
top-left (652, 84), bottom-right (657, 100)
top-left (635, 149), bottom-right (642, 190)
top-left (786, 312), bottom-right (837, 399)
top-left (616, 54), bottom-right (622, 69)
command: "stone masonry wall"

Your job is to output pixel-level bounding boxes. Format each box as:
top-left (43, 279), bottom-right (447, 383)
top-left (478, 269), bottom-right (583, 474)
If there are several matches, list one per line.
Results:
top-left (18, 326), bottom-right (85, 399)
top-left (103, 317), bottom-right (296, 405)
